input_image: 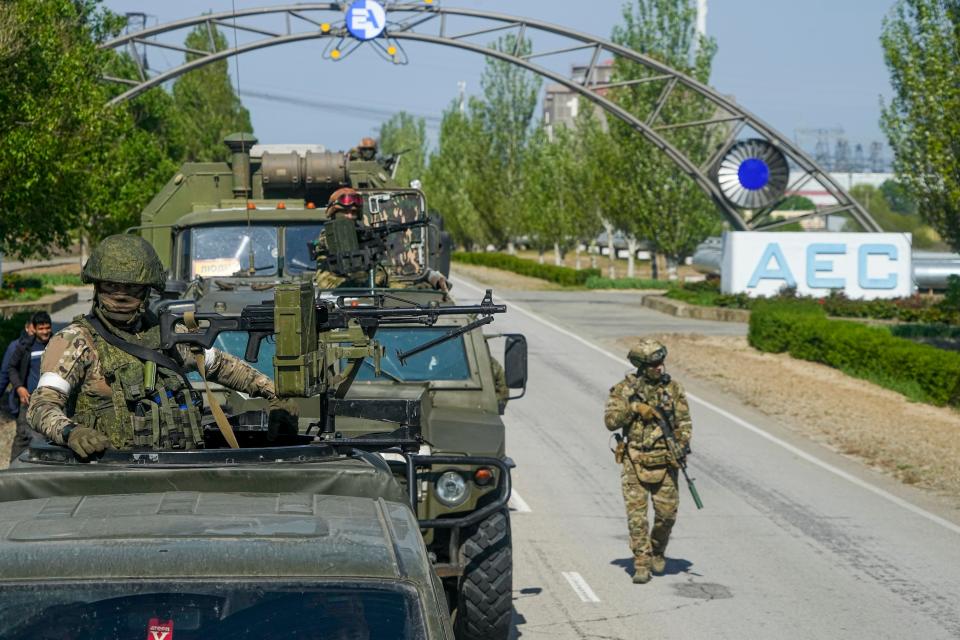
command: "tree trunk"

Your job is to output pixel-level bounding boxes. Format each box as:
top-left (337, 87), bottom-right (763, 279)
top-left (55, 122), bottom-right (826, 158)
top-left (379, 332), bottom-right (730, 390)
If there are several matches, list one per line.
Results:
top-left (625, 235), bottom-right (639, 279)
top-left (666, 255), bottom-right (679, 280)
top-left (589, 242), bottom-right (598, 269)
top-left (602, 218), bottom-right (616, 278)
top-left (553, 242), bottom-right (563, 267)
top-left (506, 241), bottom-right (516, 256)
top-left (538, 249), bottom-right (545, 265)
top-left (651, 251), bottom-right (660, 280)
top-left (575, 245), bottom-right (583, 270)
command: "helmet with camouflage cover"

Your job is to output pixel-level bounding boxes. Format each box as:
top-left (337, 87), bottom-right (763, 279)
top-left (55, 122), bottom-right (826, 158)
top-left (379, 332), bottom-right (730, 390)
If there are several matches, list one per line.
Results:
top-left (81, 234), bottom-right (166, 291)
top-left (359, 137), bottom-right (376, 150)
top-left (627, 338), bottom-right (667, 368)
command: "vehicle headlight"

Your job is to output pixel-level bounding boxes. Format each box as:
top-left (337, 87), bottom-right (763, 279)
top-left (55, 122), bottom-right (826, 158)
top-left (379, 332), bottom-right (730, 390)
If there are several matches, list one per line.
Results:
top-left (435, 471), bottom-right (469, 507)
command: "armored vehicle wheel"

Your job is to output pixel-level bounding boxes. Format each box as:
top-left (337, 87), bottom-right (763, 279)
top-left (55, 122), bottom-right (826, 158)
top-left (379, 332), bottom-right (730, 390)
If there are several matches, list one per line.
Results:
top-left (454, 507), bottom-right (513, 640)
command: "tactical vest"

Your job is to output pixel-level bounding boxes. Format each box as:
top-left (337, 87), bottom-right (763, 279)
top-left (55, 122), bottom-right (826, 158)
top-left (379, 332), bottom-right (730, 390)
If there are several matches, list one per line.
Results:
top-left (73, 316), bottom-right (204, 450)
top-left (627, 379), bottom-right (679, 468)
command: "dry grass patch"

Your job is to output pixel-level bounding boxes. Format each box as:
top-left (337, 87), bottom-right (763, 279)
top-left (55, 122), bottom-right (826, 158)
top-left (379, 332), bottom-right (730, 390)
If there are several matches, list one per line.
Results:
top-left (620, 334), bottom-right (960, 498)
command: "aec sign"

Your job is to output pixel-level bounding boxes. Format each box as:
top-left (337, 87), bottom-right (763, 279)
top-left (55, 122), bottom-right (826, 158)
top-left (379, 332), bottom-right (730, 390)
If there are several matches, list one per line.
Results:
top-left (721, 232), bottom-right (913, 299)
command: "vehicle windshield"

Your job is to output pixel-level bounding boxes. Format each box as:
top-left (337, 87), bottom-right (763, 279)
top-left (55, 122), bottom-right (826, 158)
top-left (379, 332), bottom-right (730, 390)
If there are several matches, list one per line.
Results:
top-left (186, 226), bottom-right (279, 278)
top-left (197, 327), bottom-right (470, 383)
top-left (0, 581), bottom-right (425, 640)
top-left (352, 328), bottom-right (471, 382)
top-left (284, 224), bottom-right (324, 274)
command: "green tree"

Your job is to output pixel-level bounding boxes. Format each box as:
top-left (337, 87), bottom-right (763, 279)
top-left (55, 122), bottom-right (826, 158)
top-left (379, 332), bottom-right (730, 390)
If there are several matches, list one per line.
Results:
top-left (0, 0), bottom-right (139, 257)
top-left (881, 0), bottom-right (960, 249)
top-left (469, 34), bottom-right (542, 248)
top-left (423, 104), bottom-right (485, 249)
top-left (171, 23), bottom-right (253, 162)
top-left (378, 111), bottom-right (427, 187)
top-left (850, 183), bottom-right (937, 248)
top-left (879, 178), bottom-right (917, 215)
top-left (604, 0), bottom-right (723, 277)
top-left (517, 125), bottom-right (583, 265)
top-left (779, 195), bottom-right (817, 210)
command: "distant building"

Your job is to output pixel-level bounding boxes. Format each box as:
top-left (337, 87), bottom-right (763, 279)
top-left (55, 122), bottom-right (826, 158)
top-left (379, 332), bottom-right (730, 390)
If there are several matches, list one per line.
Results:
top-left (542, 60), bottom-right (614, 136)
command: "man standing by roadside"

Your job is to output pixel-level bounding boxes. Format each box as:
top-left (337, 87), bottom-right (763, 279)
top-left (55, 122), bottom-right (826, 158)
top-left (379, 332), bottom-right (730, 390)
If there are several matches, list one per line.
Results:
top-left (7, 312), bottom-right (52, 460)
top-left (0, 318), bottom-right (34, 418)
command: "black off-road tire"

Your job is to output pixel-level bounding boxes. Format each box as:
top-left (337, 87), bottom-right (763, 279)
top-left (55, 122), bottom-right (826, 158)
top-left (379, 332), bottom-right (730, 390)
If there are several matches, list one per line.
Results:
top-left (454, 508), bottom-right (513, 640)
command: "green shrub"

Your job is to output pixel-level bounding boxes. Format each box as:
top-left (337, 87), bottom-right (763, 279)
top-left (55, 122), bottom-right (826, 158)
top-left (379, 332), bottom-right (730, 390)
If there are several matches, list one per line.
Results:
top-left (0, 273), bottom-right (55, 302)
top-left (452, 252), bottom-right (600, 286)
top-left (36, 273), bottom-right (84, 287)
top-left (749, 302), bottom-right (960, 407)
top-left (585, 276), bottom-right (671, 290)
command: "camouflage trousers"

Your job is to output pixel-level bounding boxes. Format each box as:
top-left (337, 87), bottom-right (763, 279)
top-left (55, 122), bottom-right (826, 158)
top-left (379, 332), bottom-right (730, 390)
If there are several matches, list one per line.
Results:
top-left (620, 460), bottom-right (679, 560)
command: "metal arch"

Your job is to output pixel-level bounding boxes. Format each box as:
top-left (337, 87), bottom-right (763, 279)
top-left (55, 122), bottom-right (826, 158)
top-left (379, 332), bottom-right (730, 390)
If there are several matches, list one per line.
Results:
top-left (100, 3), bottom-right (881, 233)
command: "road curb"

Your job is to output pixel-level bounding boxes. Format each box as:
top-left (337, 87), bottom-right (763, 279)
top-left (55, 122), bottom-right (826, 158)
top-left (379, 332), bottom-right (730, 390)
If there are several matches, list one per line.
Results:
top-left (0, 290), bottom-right (79, 318)
top-left (642, 294), bottom-right (751, 323)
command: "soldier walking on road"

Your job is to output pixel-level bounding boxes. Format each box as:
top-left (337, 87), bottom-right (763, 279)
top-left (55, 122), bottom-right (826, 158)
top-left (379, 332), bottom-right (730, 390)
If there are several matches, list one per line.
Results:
top-left (27, 234), bottom-right (296, 459)
top-left (604, 339), bottom-right (693, 584)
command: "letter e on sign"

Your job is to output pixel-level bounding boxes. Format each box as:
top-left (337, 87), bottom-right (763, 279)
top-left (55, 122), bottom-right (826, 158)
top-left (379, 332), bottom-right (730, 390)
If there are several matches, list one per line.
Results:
top-left (146, 618), bottom-right (174, 640)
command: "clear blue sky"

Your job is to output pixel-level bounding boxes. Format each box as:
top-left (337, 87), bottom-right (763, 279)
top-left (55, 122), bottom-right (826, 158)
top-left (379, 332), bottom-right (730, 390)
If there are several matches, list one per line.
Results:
top-left (103, 0), bottom-right (897, 159)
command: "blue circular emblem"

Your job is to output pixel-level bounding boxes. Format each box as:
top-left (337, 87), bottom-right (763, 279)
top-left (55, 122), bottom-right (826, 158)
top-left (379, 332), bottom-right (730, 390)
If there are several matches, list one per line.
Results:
top-left (738, 158), bottom-right (770, 191)
top-left (346, 0), bottom-right (387, 41)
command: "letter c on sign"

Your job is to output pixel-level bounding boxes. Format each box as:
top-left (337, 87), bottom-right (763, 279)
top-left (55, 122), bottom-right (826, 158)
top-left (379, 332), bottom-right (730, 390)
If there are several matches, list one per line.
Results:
top-left (858, 244), bottom-right (898, 289)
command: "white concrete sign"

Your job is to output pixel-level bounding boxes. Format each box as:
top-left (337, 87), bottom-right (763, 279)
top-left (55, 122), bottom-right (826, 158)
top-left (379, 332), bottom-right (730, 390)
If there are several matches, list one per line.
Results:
top-left (721, 231), bottom-right (913, 299)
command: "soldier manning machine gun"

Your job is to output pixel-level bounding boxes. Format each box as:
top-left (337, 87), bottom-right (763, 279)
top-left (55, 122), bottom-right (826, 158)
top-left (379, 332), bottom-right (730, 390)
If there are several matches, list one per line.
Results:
top-left (308, 216), bottom-right (429, 278)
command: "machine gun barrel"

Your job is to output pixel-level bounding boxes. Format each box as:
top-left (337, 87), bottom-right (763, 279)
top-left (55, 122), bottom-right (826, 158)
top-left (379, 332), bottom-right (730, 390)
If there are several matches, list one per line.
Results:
top-left (159, 289), bottom-right (506, 366)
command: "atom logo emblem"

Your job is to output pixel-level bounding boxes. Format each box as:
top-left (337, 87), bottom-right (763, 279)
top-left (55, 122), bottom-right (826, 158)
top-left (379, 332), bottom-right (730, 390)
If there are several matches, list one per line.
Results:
top-left (346, 0), bottom-right (387, 41)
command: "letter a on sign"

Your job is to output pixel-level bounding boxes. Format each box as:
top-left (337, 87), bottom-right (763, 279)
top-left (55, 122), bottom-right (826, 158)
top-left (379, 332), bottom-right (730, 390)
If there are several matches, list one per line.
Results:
top-left (146, 618), bottom-right (174, 640)
top-left (747, 243), bottom-right (796, 288)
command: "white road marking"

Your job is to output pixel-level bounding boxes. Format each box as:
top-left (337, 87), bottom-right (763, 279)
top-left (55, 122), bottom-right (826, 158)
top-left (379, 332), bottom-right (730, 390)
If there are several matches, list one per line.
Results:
top-left (561, 571), bottom-right (601, 603)
top-left (456, 277), bottom-right (960, 537)
top-left (509, 490), bottom-right (532, 513)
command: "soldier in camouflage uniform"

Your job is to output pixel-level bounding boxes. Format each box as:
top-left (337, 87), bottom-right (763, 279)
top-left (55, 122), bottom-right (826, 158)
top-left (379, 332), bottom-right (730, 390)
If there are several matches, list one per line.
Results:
top-left (604, 338), bottom-right (692, 584)
top-left (314, 188), bottom-right (449, 292)
top-left (27, 235), bottom-right (295, 458)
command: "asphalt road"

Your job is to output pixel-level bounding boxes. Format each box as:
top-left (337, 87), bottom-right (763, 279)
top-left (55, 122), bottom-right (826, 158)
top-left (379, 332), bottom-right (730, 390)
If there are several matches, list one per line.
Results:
top-left (451, 275), bottom-right (960, 640)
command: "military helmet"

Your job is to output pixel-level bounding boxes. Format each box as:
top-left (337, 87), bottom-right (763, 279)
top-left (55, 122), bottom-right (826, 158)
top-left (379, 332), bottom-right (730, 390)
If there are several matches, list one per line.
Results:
top-left (359, 137), bottom-right (376, 149)
top-left (81, 234), bottom-right (166, 291)
top-left (627, 338), bottom-right (667, 367)
top-left (326, 187), bottom-right (363, 218)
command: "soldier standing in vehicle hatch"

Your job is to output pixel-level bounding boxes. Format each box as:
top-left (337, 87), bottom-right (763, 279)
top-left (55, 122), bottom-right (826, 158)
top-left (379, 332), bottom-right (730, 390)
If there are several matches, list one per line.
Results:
top-left (26, 234), bottom-right (297, 458)
top-left (604, 338), bottom-right (692, 584)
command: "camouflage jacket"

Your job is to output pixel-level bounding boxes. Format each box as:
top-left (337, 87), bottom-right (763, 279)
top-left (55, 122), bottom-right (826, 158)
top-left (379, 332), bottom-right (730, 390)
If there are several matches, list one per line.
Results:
top-left (28, 316), bottom-right (276, 446)
top-left (604, 373), bottom-right (692, 455)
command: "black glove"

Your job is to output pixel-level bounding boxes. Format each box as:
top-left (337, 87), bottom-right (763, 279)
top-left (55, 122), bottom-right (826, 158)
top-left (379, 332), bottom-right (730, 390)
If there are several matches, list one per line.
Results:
top-left (65, 426), bottom-right (113, 457)
top-left (267, 398), bottom-right (300, 442)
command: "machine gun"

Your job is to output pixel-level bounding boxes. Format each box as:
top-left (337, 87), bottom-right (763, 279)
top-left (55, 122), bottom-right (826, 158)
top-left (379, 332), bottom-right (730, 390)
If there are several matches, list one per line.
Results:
top-left (159, 282), bottom-right (505, 438)
top-left (651, 405), bottom-right (704, 509)
top-left (308, 217), bottom-right (427, 277)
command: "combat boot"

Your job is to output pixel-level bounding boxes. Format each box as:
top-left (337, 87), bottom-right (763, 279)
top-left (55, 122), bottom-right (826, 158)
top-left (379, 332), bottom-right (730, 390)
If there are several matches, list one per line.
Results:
top-left (632, 556), bottom-right (651, 584)
top-left (651, 554), bottom-right (666, 574)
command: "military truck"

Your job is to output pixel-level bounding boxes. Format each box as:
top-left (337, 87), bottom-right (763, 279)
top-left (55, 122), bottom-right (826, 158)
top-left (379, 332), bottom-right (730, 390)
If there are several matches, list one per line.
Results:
top-left (0, 442), bottom-right (457, 639)
top-left (135, 137), bottom-right (525, 640)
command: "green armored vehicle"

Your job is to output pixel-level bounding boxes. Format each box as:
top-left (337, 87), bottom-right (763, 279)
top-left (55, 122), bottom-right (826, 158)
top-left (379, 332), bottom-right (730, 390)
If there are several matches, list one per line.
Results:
top-left (0, 442), bottom-right (456, 639)
top-left (135, 137), bottom-right (525, 640)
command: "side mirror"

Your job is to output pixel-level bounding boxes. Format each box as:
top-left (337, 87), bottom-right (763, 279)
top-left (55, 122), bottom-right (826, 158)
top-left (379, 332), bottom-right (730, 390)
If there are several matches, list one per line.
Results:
top-left (504, 333), bottom-right (528, 400)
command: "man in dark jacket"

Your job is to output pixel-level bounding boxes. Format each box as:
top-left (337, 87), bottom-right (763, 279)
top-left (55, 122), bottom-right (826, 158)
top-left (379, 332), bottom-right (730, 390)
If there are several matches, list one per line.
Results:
top-left (0, 319), bottom-right (34, 417)
top-left (7, 311), bottom-right (52, 460)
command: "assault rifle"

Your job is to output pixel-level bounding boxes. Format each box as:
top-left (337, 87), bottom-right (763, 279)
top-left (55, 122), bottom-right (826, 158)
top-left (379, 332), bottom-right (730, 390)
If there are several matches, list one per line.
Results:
top-left (158, 282), bottom-right (505, 435)
top-left (651, 405), bottom-right (704, 509)
top-left (308, 217), bottom-right (427, 277)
